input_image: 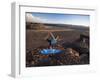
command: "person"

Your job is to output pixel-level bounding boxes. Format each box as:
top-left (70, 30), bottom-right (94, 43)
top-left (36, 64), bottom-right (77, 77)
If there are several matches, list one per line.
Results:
top-left (44, 32), bottom-right (59, 49)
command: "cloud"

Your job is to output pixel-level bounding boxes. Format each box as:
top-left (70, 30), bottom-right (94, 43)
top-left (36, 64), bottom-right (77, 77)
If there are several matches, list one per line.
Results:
top-left (26, 13), bottom-right (43, 23)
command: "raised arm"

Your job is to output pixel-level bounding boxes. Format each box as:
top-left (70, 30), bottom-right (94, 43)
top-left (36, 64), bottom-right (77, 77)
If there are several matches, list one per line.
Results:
top-left (44, 32), bottom-right (51, 40)
top-left (49, 32), bottom-right (56, 40)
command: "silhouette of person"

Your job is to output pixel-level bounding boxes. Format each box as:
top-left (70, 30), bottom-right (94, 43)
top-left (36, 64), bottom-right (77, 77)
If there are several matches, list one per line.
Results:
top-left (44, 32), bottom-right (59, 49)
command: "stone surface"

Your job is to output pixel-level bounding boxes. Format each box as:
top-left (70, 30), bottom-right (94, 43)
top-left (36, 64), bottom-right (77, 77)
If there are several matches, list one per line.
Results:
top-left (26, 44), bottom-right (89, 67)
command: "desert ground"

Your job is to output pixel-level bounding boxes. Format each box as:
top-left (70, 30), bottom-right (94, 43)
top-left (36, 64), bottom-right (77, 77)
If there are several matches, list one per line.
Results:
top-left (26, 23), bottom-right (89, 67)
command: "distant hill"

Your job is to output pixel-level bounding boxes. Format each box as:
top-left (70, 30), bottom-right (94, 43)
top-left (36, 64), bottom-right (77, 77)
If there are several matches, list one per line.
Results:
top-left (26, 22), bottom-right (89, 31)
top-left (26, 22), bottom-right (46, 30)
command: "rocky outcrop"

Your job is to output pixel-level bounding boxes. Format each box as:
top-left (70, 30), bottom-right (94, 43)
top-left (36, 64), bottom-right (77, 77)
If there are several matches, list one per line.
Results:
top-left (26, 44), bottom-right (89, 67)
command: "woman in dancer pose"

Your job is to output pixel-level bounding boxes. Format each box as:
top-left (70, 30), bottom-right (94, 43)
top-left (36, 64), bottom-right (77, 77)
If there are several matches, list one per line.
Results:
top-left (44, 32), bottom-right (59, 49)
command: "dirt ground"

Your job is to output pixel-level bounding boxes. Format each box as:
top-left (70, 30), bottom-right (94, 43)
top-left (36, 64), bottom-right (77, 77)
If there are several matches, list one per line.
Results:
top-left (26, 28), bottom-right (89, 67)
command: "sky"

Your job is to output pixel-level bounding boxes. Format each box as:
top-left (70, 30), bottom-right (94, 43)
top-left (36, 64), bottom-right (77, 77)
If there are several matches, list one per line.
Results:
top-left (26, 12), bottom-right (90, 26)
